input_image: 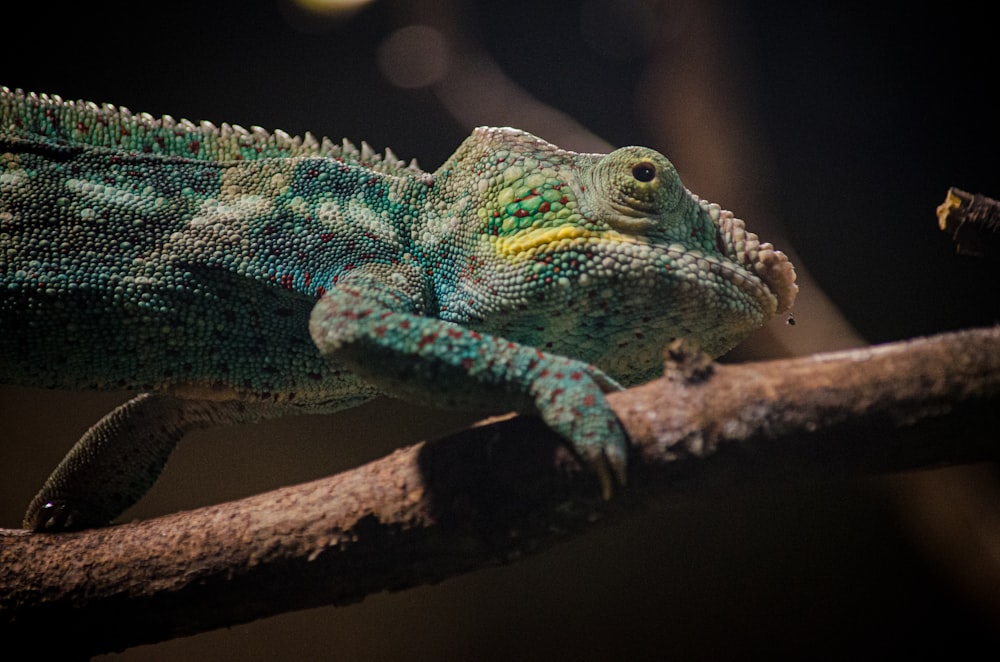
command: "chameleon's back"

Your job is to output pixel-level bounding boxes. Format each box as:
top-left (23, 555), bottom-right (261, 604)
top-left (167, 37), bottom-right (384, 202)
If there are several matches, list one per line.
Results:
top-left (0, 87), bottom-right (408, 401)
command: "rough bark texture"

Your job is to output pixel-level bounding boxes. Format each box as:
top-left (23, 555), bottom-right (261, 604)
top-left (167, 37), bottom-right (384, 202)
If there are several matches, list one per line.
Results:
top-left (2, 326), bottom-right (998, 656)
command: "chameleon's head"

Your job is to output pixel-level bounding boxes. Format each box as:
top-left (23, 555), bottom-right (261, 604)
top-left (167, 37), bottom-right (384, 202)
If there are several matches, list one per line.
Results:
top-left (437, 127), bottom-right (797, 382)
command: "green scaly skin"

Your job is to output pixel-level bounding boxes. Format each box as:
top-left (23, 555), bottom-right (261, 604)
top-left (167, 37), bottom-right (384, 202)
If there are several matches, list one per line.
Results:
top-left (0, 87), bottom-right (797, 531)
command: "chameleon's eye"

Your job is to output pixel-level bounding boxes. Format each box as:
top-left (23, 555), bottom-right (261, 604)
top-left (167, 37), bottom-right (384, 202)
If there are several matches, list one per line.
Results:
top-left (590, 146), bottom-right (683, 233)
top-left (631, 161), bottom-right (657, 183)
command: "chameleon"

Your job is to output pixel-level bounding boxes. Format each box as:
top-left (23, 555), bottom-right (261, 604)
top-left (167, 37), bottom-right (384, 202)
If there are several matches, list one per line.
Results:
top-left (0, 86), bottom-right (797, 532)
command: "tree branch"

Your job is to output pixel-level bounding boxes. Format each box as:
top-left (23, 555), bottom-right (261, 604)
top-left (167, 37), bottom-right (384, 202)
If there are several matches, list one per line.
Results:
top-left (2, 326), bottom-right (999, 656)
top-left (937, 187), bottom-right (1000, 258)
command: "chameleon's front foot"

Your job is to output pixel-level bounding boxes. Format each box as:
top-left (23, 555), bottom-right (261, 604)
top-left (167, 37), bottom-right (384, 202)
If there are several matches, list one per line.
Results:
top-left (309, 276), bottom-right (630, 501)
top-left (526, 364), bottom-right (628, 499)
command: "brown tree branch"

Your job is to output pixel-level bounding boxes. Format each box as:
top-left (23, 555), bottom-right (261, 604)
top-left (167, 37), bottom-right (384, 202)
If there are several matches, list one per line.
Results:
top-left (2, 326), bottom-right (999, 656)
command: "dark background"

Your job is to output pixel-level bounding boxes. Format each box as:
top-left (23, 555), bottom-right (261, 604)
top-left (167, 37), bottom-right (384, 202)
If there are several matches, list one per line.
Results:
top-left (2, 0), bottom-right (998, 659)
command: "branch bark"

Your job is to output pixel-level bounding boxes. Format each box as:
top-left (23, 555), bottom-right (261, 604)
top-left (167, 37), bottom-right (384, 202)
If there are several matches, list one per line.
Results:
top-left (2, 326), bottom-right (999, 656)
top-left (937, 187), bottom-right (1000, 258)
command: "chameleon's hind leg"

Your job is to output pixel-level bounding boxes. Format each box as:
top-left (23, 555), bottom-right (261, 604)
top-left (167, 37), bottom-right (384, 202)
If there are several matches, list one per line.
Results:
top-left (23, 393), bottom-right (260, 531)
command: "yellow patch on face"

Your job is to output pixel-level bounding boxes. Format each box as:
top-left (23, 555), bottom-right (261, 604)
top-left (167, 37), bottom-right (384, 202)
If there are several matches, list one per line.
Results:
top-left (491, 225), bottom-right (639, 258)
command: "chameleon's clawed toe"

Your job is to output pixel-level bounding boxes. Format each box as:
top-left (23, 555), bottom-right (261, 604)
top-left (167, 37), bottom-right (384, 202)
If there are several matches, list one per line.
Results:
top-left (579, 442), bottom-right (628, 501)
top-left (24, 500), bottom-right (79, 533)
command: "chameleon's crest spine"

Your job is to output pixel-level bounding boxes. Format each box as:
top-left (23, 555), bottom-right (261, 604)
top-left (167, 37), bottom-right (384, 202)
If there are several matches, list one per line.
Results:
top-left (0, 86), bottom-right (423, 177)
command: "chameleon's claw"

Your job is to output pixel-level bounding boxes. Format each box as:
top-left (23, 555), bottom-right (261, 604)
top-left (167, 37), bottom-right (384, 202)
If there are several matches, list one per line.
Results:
top-left (575, 430), bottom-right (628, 501)
top-left (24, 500), bottom-right (82, 532)
top-left (590, 449), bottom-right (618, 501)
top-left (526, 356), bottom-right (630, 500)
top-left (605, 437), bottom-right (629, 490)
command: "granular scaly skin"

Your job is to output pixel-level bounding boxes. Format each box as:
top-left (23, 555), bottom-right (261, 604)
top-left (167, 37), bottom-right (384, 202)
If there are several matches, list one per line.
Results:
top-left (0, 87), bottom-right (797, 530)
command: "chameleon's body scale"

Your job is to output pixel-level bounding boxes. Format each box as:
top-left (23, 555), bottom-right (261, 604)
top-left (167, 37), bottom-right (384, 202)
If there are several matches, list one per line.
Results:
top-left (0, 87), bottom-right (796, 530)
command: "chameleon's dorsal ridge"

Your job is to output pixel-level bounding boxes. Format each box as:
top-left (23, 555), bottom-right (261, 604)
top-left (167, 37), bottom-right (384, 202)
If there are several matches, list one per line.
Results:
top-left (1, 85), bottom-right (797, 531)
top-left (0, 86), bottom-right (423, 177)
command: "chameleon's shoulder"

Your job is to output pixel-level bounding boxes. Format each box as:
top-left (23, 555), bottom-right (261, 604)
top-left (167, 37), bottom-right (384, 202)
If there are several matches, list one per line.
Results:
top-left (0, 86), bottom-right (425, 178)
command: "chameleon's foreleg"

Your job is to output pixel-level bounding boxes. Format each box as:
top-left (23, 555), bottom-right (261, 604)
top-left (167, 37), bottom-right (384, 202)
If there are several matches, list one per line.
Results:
top-left (309, 266), bottom-right (628, 498)
top-left (23, 393), bottom-right (263, 531)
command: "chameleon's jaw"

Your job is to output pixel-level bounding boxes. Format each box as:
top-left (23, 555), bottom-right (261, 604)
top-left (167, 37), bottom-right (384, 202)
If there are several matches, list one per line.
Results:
top-left (487, 197), bottom-right (797, 326)
top-left (472, 222), bottom-right (796, 368)
top-left (490, 210), bottom-right (797, 328)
